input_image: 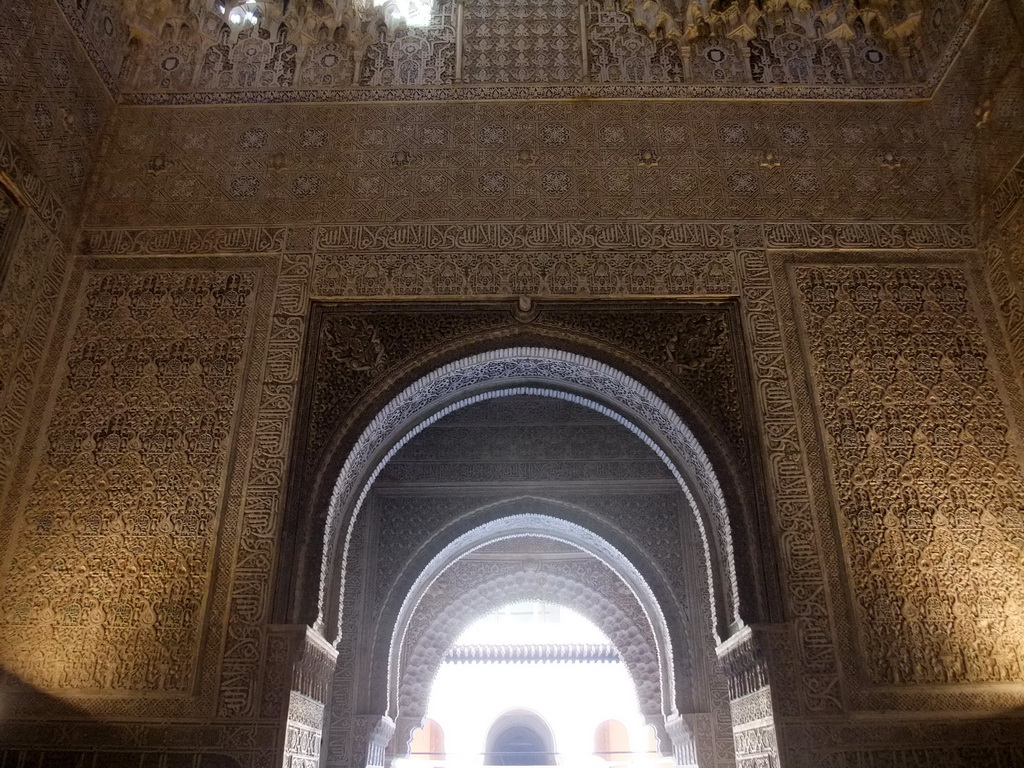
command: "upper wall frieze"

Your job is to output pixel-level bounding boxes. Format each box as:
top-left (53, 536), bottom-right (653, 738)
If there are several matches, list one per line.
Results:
top-left (55, 0), bottom-right (986, 102)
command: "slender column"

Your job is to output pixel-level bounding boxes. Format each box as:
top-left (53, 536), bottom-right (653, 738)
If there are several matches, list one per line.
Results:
top-left (838, 42), bottom-right (855, 82)
top-left (454, 0), bottom-right (465, 82)
top-left (664, 714), bottom-right (700, 767)
top-left (357, 715), bottom-right (397, 768)
top-left (678, 43), bottom-right (692, 81)
top-left (352, 45), bottom-right (367, 86)
top-left (894, 38), bottom-right (914, 81)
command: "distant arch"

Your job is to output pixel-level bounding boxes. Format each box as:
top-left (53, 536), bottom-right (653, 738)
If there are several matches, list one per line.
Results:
top-left (595, 720), bottom-right (630, 762)
top-left (409, 718), bottom-right (445, 760)
top-left (485, 710), bottom-right (556, 766)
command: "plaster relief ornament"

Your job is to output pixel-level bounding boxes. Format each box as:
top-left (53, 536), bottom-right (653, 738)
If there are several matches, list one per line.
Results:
top-left (110, 0), bottom-right (958, 97)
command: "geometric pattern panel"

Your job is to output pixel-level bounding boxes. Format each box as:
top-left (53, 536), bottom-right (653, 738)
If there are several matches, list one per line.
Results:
top-left (463, 0), bottom-right (582, 84)
top-left (89, 101), bottom-right (968, 229)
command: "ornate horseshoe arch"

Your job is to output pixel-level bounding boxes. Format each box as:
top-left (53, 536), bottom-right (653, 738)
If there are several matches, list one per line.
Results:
top-left (318, 347), bottom-right (743, 645)
top-left (393, 562), bottom-right (673, 756)
top-left (385, 511), bottom-right (679, 716)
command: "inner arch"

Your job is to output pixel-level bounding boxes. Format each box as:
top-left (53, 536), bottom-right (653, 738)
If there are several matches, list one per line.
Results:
top-left (387, 512), bottom-right (678, 723)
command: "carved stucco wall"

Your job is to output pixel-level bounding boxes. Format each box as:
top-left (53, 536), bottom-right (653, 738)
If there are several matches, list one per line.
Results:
top-left (1, 265), bottom-right (261, 693)
top-left (62, 0), bottom-right (986, 99)
top-left (1, 0), bottom-right (114, 226)
top-left (0, 0), bottom-right (114, 567)
top-left (795, 261), bottom-right (1024, 687)
top-left (7, 225), bottom-right (1024, 766)
top-left (0, 250), bottom-right (305, 767)
top-left (2, 0), bottom-right (1024, 765)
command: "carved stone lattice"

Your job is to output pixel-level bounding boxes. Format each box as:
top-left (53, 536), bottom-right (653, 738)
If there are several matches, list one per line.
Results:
top-left (361, 0), bottom-right (456, 86)
top-left (459, 0), bottom-right (582, 84)
top-left (587, 4), bottom-right (683, 83)
top-left (197, 23), bottom-right (299, 90)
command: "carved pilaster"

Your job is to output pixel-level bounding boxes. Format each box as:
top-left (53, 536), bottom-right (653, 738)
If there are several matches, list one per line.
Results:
top-left (665, 712), bottom-right (721, 767)
top-left (267, 625), bottom-right (339, 768)
top-left (356, 715), bottom-right (396, 768)
top-left (394, 715), bottom-right (424, 758)
top-left (717, 625), bottom-right (788, 768)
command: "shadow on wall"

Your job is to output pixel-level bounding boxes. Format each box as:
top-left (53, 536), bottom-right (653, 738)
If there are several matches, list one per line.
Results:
top-left (0, 667), bottom-right (241, 768)
top-left (785, 707), bottom-right (1024, 766)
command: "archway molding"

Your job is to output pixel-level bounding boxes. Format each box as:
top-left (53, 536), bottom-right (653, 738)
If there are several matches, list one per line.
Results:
top-left (317, 347), bottom-right (743, 644)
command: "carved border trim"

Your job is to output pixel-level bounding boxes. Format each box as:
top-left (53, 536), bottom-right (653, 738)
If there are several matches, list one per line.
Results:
top-left (0, 132), bottom-right (66, 236)
top-left (118, 81), bottom-right (931, 106)
top-left (988, 149), bottom-right (1024, 224)
top-left (77, 222), bottom-right (977, 256)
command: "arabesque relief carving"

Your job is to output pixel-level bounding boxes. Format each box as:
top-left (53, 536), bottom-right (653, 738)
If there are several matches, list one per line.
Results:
top-left (4, 0), bottom-right (1024, 762)
top-left (795, 263), bottom-right (1024, 685)
top-left (0, 268), bottom-right (256, 692)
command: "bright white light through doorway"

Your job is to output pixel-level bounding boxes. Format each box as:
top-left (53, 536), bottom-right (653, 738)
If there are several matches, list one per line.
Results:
top-left (402, 602), bottom-right (671, 768)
